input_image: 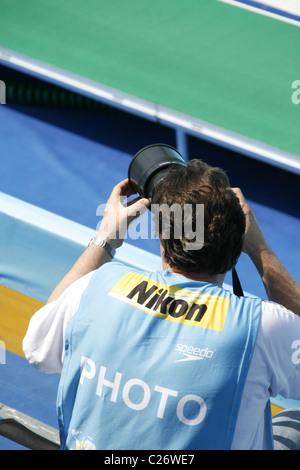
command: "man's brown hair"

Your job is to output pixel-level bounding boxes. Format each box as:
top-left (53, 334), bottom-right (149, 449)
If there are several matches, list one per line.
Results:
top-left (153, 159), bottom-right (245, 275)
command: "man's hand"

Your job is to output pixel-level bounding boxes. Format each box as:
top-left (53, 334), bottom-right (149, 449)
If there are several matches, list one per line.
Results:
top-left (97, 179), bottom-right (150, 249)
top-left (231, 187), bottom-right (268, 258)
top-left (232, 188), bottom-right (300, 315)
top-left (46, 180), bottom-right (149, 303)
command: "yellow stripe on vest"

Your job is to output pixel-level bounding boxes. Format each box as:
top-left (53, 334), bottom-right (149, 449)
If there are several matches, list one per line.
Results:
top-left (109, 272), bottom-right (230, 331)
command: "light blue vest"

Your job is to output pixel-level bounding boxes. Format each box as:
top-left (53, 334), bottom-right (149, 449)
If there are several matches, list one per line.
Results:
top-left (57, 262), bottom-right (270, 450)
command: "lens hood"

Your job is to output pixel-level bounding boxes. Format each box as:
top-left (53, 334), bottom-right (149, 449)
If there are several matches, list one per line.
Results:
top-left (128, 143), bottom-right (186, 199)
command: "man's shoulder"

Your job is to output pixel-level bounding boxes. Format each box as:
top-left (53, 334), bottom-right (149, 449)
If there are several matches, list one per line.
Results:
top-left (258, 300), bottom-right (300, 361)
top-left (97, 261), bottom-right (166, 278)
top-left (261, 300), bottom-right (300, 328)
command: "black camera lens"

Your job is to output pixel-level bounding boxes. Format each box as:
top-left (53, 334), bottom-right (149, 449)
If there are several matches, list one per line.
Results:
top-left (128, 144), bottom-right (186, 199)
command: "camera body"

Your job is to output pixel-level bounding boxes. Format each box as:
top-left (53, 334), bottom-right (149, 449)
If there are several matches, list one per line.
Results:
top-left (128, 144), bottom-right (186, 199)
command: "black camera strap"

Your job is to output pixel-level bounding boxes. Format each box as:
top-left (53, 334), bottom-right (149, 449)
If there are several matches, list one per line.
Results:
top-left (232, 267), bottom-right (244, 297)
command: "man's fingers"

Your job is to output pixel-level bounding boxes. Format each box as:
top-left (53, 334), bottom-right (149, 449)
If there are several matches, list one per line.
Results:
top-left (127, 197), bottom-right (150, 221)
top-left (231, 187), bottom-right (245, 205)
top-left (231, 187), bottom-right (251, 215)
top-left (111, 179), bottom-right (136, 199)
top-left (126, 196), bottom-right (149, 207)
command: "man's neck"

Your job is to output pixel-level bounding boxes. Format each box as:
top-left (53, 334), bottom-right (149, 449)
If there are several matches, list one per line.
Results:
top-left (166, 266), bottom-right (226, 286)
top-left (160, 244), bottom-right (226, 286)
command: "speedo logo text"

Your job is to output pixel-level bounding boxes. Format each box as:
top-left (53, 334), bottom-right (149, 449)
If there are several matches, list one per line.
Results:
top-left (175, 343), bottom-right (214, 362)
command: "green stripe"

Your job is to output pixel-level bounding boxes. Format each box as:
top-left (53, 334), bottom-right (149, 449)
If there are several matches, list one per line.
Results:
top-left (0, 0), bottom-right (299, 156)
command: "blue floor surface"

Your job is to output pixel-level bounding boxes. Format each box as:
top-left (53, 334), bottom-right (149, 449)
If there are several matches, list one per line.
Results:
top-left (0, 93), bottom-right (299, 449)
top-left (0, 351), bottom-right (60, 449)
top-left (1, 102), bottom-right (299, 299)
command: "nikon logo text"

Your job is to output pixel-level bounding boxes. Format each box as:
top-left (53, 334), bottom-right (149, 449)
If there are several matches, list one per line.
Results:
top-left (109, 273), bottom-right (230, 331)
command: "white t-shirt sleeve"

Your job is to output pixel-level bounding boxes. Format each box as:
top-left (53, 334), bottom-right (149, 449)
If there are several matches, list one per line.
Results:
top-left (23, 271), bottom-right (95, 374)
top-left (232, 300), bottom-right (300, 449)
top-left (258, 300), bottom-right (300, 400)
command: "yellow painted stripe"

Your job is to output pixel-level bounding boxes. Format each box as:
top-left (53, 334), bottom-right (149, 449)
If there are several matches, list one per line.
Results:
top-left (0, 285), bottom-right (44, 357)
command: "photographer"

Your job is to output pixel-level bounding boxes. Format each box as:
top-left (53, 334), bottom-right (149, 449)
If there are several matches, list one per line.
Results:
top-left (23, 159), bottom-right (300, 450)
